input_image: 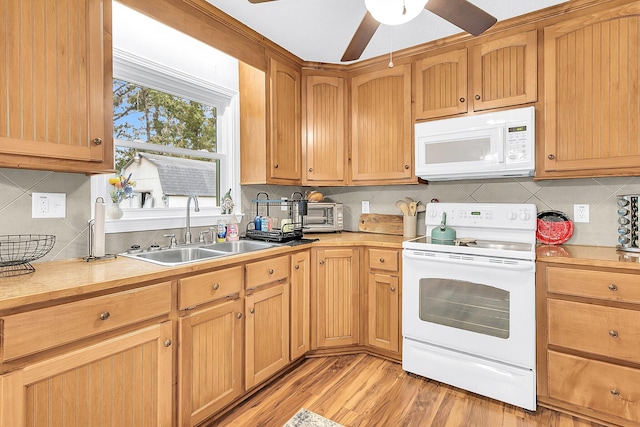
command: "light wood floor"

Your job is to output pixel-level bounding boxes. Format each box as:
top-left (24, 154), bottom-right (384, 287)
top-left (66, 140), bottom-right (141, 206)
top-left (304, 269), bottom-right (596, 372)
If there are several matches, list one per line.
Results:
top-left (213, 354), bottom-right (606, 427)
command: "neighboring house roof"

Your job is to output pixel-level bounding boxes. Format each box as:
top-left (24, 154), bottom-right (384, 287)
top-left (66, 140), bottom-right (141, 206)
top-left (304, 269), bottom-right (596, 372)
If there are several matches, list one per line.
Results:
top-left (138, 152), bottom-right (217, 196)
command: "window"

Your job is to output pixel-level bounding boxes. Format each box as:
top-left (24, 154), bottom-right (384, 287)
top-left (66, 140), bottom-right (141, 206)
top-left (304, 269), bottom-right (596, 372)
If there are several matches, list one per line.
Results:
top-left (93, 3), bottom-right (240, 233)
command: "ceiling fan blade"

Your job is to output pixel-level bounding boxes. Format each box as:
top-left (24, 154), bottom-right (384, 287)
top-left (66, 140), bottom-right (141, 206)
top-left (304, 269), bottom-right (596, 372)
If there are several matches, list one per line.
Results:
top-left (248, 0), bottom-right (278, 3)
top-left (341, 11), bottom-right (380, 62)
top-left (425, 0), bottom-right (497, 36)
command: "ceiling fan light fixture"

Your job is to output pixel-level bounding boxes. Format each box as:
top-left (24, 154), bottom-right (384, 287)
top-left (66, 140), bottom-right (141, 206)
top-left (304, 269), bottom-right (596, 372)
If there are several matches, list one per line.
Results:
top-left (365, 0), bottom-right (427, 26)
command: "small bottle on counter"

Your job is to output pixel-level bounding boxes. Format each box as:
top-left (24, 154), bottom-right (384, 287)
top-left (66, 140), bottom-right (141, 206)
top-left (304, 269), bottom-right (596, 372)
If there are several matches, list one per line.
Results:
top-left (217, 219), bottom-right (227, 242)
top-left (226, 216), bottom-right (239, 241)
top-left (254, 215), bottom-right (262, 231)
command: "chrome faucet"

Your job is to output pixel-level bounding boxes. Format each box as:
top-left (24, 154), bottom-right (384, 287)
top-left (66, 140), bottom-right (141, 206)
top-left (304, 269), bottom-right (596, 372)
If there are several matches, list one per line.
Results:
top-left (185, 194), bottom-right (200, 244)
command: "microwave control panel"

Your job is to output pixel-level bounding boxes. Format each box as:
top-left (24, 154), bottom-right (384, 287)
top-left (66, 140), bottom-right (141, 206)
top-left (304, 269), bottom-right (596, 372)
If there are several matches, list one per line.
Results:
top-left (506, 125), bottom-right (530, 163)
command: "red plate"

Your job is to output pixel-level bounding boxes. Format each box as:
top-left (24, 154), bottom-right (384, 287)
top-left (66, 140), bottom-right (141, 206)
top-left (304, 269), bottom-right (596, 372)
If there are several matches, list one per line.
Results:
top-left (536, 210), bottom-right (574, 245)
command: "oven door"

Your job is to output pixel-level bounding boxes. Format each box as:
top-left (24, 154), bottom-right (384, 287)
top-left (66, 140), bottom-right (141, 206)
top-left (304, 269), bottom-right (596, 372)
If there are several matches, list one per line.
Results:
top-left (402, 249), bottom-right (535, 369)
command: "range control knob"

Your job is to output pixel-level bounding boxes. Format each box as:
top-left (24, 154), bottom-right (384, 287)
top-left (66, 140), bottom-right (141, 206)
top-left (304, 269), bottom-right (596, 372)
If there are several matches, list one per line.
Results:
top-left (507, 211), bottom-right (518, 220)
top-left (520, 211), bottom-right (531, 220)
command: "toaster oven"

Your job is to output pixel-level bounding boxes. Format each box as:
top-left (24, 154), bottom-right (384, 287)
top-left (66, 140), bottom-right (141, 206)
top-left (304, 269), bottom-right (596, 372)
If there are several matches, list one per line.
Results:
top-left (303, 202), bottom-right (343, 233)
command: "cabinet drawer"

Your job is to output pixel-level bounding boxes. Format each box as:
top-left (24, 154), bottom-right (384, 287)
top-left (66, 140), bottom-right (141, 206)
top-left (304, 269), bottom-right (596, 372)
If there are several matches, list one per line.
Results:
top-left (548, 350), bottom-right (640, 423)
top-left (368, 248), bottom-right (399, 272)
top-left (1, 282), bottom-right (171, 361)
top-left (246, 255), bottom-right (289, 289)
top-left (548, 299), bottom-right (640, 364)
top-left (547, 267), bottom-right (640, 304)
top-left (179, 266), bottom-right (243, 309)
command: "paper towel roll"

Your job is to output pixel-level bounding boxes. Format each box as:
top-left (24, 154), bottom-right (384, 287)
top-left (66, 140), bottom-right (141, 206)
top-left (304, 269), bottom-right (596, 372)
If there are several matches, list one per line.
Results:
top-left (93, 198), bottom-right (106, 258)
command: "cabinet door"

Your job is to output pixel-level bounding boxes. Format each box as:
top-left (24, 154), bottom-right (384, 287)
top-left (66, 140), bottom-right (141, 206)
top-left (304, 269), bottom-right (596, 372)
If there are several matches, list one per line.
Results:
top-left (290, 250), bottom-right (310, 359)
top-left (178, 298), bottom-right (244, 427)
top-left (0, 0), bottom-right (112, 173)
top-left (351, 65), bottom-right (413, 184)
top-left (0, 322), bottom-right (173, 427)
top-left (314, 248), bottom-right (360, 348)
top-left (367, 273), bottom-right (400, 353)
top-left (542, 2), bottom-right (640, 176)
top-left (471, 30), bottom-right (537, 111)
top-left (269, 58), bottom-right (301, 183)
top-left (304, 75), bottom-right (347, 185)
top-left (245, 283), bottom-right (290, 389)
top-left (415, 48), bottom-right (468, 120)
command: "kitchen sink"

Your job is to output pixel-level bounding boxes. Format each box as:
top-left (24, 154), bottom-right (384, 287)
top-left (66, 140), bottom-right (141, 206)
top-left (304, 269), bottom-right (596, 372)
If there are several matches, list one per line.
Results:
top-left (121, 240), bottom-right (279, 266)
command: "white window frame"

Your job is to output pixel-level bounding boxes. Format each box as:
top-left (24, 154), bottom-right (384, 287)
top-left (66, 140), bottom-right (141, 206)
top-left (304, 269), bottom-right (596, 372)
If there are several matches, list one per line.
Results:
top-left (92, 48), bottom-right (241, 233)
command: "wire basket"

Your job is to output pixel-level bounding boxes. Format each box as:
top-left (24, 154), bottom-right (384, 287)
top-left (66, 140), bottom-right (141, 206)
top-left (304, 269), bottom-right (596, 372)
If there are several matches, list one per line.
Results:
top-left (0, 235), bottom-right (56, 277)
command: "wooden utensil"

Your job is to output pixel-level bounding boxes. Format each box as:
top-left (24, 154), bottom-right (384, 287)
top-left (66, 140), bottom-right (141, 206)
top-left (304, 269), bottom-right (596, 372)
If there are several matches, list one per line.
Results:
top-left (409, 201), bottom-right (417, 216)
top-left (395, 200), bottom-right (409, 215)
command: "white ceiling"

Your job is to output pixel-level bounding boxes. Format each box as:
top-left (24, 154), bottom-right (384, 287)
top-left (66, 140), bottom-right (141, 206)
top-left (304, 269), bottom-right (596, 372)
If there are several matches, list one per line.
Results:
top-left (205, 0), bottom-right (568, 64)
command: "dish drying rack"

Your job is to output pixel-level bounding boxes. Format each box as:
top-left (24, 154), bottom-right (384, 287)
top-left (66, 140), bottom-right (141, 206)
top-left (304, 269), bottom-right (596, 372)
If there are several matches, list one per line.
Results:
top-left (0, 234), bottom-right (56, 277)
top-left (245, 192), bottom-right (307, 243)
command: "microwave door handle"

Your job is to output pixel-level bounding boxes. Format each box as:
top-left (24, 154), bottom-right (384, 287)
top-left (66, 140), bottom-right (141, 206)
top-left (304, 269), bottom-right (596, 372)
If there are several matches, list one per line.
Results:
top-left (497, 128), bottom-right (505, 163)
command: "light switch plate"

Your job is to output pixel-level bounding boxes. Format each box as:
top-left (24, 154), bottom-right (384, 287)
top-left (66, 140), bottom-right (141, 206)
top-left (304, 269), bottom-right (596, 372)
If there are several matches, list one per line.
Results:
top-left (32, 193), bottom-right (66, 218)
top-left (573, 204), bottom-right (589, 223)
top-left (362, 201), bottom-right (370, 214)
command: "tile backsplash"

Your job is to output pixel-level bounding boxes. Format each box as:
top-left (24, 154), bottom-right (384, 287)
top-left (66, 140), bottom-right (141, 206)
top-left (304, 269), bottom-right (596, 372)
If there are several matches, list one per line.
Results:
top-left (2, 167), bottom-right (639, 263)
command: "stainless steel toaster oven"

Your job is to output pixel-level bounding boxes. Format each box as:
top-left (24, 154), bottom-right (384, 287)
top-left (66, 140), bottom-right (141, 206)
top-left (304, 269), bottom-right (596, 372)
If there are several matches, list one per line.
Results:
top-left (303, 202), bottom-right (343, 233)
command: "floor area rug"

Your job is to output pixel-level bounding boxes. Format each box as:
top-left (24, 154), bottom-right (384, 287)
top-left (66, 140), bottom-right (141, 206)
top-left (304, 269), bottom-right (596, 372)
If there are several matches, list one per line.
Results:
top-left (283, 408), bottom-right (344, 427)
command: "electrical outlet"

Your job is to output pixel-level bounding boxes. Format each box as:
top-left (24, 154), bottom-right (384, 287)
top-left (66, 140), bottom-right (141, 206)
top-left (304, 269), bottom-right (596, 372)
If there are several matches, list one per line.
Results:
top-left (362, 201), bottom-right (370, 214)
top-left (32, 193), bottom-right (67, 218)
top-left (574, 204), bottom-right (589, 223)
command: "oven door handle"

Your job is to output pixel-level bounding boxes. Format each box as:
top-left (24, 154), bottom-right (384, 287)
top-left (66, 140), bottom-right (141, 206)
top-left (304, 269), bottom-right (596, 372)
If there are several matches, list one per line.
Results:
top-left (403, 252), bottom-right (534, 271)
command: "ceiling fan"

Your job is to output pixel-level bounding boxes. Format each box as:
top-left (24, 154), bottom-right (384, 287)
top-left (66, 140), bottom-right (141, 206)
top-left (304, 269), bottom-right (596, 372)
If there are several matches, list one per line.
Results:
top-left (248, 0), bottom-right (497, 62)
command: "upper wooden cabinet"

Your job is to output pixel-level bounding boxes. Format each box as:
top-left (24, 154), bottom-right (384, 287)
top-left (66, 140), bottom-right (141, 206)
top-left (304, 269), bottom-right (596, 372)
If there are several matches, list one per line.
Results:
top-left (540, 2), bottom-right (640, 178)
top-left (268, 57), bottom-right (302, 184)
top-left (303, 75), bottom-right (347, 186)
top-left (414, 30), bottom-right (537, 120)
top-left (0, 0), bottom-right (113, 174)
top-left (350, 64), bottom-right (414, 184)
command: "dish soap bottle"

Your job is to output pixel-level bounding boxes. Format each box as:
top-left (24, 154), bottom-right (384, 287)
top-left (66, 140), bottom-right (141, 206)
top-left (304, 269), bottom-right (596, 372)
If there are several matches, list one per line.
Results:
top-left (217, 219), bottom-right (227, 242)
top-left (226, 216), bottom-right (239, 241)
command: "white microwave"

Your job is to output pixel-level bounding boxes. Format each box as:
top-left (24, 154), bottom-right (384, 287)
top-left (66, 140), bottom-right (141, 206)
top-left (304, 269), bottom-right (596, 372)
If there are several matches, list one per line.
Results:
top-left (415, 106), bottom-right (535, 181)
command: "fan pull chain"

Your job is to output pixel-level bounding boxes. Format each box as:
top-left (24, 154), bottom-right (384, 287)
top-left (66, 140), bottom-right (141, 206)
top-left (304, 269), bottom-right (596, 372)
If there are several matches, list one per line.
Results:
top-left (388, 26), bottom-right (394, 68)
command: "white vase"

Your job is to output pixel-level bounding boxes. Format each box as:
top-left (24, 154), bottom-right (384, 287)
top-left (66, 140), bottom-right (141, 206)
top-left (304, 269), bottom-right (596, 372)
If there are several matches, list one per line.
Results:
top-left (107, 204), bottom-right (124, 219)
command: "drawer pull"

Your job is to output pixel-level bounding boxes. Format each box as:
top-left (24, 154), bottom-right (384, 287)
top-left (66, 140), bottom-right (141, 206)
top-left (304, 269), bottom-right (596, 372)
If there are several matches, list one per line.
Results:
top-left (379, 258), bottom-right (385, 263)
top-left (268, 269), bottom-right (274, 274)
top-left (213, 283), bottom-right (220, 290)
top-left (295, 264), bottom-right (300, 270)
top-left (99, 311), bottom-right (110, 321)
top-left (319, 260), bottom-right (325, 265)
top-left (610, 389), bottom-right (620, 397)
top-left (164, 339), bottom-right (172, 347)
top-left (250, 307), bottom-right (255, 314)
top-left (390, 287), bottom-right (396, 292)
top-left (609, 330), bottom-right (619, 338)
top-left (237, 312), bottom-right (243, 319)
top-left (608, 284), bottom-right (618, 292)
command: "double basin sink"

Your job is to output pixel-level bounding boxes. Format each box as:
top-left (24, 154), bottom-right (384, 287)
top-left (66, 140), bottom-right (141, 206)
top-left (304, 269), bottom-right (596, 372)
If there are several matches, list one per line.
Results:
top-left (122, 240), bottom-right (279, 266)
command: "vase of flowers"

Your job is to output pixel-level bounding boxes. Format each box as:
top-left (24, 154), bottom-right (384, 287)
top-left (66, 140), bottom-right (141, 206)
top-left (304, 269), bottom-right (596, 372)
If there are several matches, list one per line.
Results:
top-left (108, 174), bottom-right (135, 219)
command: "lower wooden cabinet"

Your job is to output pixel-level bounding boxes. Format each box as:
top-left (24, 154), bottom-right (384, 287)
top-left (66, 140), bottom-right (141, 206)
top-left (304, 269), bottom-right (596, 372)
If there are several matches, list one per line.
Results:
top-left (290, 250), bottom-right (310, 359)
top-left (178, 298), bottom-right (244, 427)
top-left (245, 282), bottom-right (290, 389)
top-left (0, 321), bottom-right (173, 427)
top-left (366, 248), bottom-right (401, 355)
top-left (537, 262), bottom-right (640, 426)
top-left (313, 247), bottom-right (360, 348)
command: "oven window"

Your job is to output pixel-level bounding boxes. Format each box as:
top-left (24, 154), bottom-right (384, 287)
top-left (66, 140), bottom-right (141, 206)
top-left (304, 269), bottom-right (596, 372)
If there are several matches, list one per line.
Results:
top-left (418, 278), bottom-right (510, 339)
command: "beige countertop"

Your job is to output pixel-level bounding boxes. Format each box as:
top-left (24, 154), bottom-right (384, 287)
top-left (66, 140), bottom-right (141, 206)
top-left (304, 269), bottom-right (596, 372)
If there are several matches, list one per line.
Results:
top-left (536, 244), bottom-right (640, 271)
top-left (0, 232), bottom-right (407, 312)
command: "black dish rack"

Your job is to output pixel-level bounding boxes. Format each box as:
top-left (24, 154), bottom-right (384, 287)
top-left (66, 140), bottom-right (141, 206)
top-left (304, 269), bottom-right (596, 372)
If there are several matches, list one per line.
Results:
top-left (245, 192), bottom-right (307, 243)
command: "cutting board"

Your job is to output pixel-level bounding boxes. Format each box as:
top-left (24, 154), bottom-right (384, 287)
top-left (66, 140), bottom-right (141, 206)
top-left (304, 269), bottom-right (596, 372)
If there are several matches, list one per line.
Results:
top-left (358, 214), bottom-right (404, 235)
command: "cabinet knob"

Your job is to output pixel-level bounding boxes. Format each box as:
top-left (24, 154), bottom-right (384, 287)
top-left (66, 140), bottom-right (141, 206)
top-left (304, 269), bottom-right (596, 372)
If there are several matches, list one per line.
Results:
top-left (295, 264), bottom-right (300, 270)
top-left (250, 307), bottom-right (255, 314)
top-left (379, 258), bottom-right (385, 263)
top-left (609, 330), bottom-right (619, 338)
top-left (390, 287), bottom-right (396, 292)
top-left (274, 163), bottom-right (279, 169)
top-left (474, 94), bottom-right (481, 101)
top-left (92, 137), bottom-right (103, 146)
top-left (213, 283), bottom-right (220, 290)
top-left (459, 97), bottom-right (465, 103)
top-left (309, 168), bottom-right (313, 172)
top-left (404, 164), bottom-right (409, 170)
top-left (610, 389), bottom-right (620, 397)
top-left (608, 284), bottom-right (618, 292)
top-left (268, 268), bottom-right (274, 274)
top-left (164, 339), bottom-right (172, 347)
top-left (319, 260), bottom-right (325, 265)
top-left (99, 311), bottom-right (110, 321)
top-left (547, 154), bottom-right (555, 160)
top-left (237, 312), bottom-right (243, 319)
